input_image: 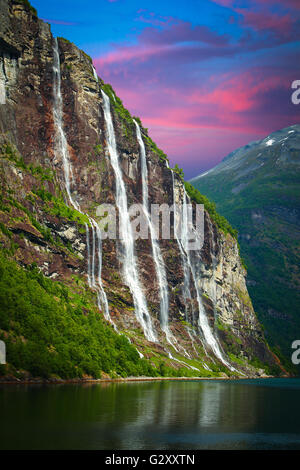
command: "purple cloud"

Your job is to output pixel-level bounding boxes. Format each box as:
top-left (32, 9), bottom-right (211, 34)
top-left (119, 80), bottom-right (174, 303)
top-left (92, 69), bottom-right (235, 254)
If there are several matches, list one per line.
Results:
top-left (41, 18), bottom-right (79, 26)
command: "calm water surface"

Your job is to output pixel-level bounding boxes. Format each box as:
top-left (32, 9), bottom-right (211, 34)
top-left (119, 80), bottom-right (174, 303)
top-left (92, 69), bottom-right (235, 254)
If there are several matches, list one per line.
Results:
top-left (0, 378), bottom-right (300, 449)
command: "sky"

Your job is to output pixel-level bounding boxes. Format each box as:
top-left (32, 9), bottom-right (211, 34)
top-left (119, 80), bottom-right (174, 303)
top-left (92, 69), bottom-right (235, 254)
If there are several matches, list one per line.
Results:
top-left (32, 0), bottom-right (300, 178)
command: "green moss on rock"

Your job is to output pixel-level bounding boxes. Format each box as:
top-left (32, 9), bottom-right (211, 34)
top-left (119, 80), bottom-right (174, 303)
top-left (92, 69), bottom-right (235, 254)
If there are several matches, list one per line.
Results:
top-left (185, 181), bottom-right (238, 239)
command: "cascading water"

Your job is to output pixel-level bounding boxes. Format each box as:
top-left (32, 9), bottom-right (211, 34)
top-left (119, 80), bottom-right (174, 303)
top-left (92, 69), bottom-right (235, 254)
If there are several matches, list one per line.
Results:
top-left (207, 216), bottom-right (218, 305)
top-left (92, 66), bottom-right (98, 83)
top-left (85, 223), bottom-right (92, 288)
top-left (52, 38), bottom-right (111, 323)
top-left (0, 75), bottom-right (5, 104)
top-left (52, 39), bottom-right (78, 211)
top-left (171, 172), bottom-right (233, 369)
top-left (52, 39), bottom-right (235, 371)
top-left (172, 172), bottom-right (193, 318)
top-left (0, 55), bottom-right (5, 105)
top-left (134, 120), bottom-right (173, 343)
top-left (89, 218), bottom-right (111, 323)
top-left (167, 351), bottom-right (200, 371)
top-left (101, 90), bottom-right (156, 342)
top-left (182, 188), bottom-right (234, 370)
top-left (172, 174), bottom-right (210, 369)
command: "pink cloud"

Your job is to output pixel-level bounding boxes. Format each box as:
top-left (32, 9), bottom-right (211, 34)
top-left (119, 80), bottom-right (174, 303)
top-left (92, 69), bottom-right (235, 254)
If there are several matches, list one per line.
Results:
top-left (94, 59), bottom-right (298, 177)
top-left (213, 0), bottom-right (300, 42)
top-left (100, 66), bottom-right (296, 135)
top-left (214, 2), bottom-right (300, 46)
top-left (95, 18), bottom-right (231, 73)
top-left (214, 0), bottom-right (300, 9)
top-left (241, 11), bottom-right (293, 33)
top-left (191, 71), bottom-right (289, 115)
top-left (138, 19), bottom-right (230, 47)
top-left (151, 125), bottom-right (263, 173)
top-left (93, 10), bottom-right (299, 176)
top-left (257, 0), bottom-right (300, 9)
top-left (236, 9), bottom-right (297, 41)
top-left (135, 10), bottom-right (176, 27)
top-left (41, 18), bottom-right (79, 26)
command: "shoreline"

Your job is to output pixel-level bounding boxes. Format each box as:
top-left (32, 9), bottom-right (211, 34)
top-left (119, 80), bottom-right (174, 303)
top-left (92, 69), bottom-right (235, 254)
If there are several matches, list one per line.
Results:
top-left (0, 374), bottom-right (282, 385)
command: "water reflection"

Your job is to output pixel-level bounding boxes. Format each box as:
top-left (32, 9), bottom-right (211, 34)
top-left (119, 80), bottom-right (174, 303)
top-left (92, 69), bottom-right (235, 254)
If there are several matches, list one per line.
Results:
top-left (0, 379), bottom-right (300, 449)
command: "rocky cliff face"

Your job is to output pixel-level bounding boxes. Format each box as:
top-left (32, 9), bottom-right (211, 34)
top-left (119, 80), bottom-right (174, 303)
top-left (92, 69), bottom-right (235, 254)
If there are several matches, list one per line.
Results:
top-left (0, 0), bottom-right (284, 378)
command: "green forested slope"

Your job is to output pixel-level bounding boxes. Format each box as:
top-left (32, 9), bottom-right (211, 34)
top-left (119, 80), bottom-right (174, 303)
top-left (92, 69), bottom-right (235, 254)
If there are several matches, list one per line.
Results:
top-left (191, 125), bottom-right (300, 368)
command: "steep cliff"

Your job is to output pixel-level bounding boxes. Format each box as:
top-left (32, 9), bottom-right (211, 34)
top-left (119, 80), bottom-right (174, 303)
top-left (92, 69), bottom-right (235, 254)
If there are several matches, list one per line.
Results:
top-left (0, 0), bottom-right (284, 379)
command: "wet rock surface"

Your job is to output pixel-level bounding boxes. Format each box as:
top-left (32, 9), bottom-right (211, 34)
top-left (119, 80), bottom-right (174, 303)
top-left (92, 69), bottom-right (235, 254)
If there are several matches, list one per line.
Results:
top-left (0, 0), bottom-right (283, 377)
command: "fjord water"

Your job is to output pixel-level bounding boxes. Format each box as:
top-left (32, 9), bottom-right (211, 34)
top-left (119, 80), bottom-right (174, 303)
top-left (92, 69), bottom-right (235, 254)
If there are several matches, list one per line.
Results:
top-left (1, 379), bottom-right (300, 450)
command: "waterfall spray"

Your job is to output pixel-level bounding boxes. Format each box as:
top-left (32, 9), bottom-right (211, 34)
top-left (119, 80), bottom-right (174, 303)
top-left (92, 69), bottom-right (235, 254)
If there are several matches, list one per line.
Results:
top-left (134, 120), bottom-right (175, 345)
top-left (101, 90), bottom-right (156, 342)
top-left (172, 172), bottom-right (193, 318)
top-left (92, 66), bottom-right (98, 83)
top-left (52, 38), bottom-right (112, 324)
top-left (171, 173), bottom-right (234, 370)
top-left (183, 189), bottom-right (234, 370)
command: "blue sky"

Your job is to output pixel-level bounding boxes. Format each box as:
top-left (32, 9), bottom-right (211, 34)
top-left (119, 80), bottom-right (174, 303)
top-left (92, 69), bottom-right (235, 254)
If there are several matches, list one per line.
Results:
top-left (32, 0), bottom-right (300, 178)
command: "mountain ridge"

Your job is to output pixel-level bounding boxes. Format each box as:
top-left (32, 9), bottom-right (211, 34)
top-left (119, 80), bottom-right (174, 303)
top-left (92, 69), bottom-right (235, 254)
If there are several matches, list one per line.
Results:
top-left (190, 124), bottom-right (300, 182)
top-left (0, 0), bottom-right (285, 379)
top-left (191, 124), bottom-right (300, 370)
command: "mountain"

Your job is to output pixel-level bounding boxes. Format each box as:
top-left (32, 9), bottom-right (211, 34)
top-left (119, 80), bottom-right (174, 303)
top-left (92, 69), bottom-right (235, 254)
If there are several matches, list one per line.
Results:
top-left (0, 0), bottom-right (284, 380)
top-left (191, 125), bottom-right (300, 370)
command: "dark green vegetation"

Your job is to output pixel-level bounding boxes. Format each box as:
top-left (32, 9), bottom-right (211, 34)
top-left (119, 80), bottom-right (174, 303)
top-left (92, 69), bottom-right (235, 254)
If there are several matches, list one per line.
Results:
top-left (102, 83), bottom-right (169, 164)
top-left (0, 1), bottom-right (284, 380)
top-left (171, 162), bottom-right (238, 239)
top-left (0, 140), bottom-right (89, 242)
top-left (173, 163), bottom-right (185, 180)
top-left (0, 140), bottom-right (220, 380)
top-left (32, 187), bottom-right (89, 227)
top-left (0, 250), bottom-right (222, 380)
top-left (0, 138), bottom-right (222, 380)
top-left (18, 0), bottom-right (37, 16)
top-left (185, 181), bottom-right (238, 239)
top-left (102, 83), bottom-right (136, 130)
top-left (0, 253), bottom-right (157, 379)
top-left (191, 125), bottom-right (300, 369)
top-left (0, 253), bottom-right (216, 380)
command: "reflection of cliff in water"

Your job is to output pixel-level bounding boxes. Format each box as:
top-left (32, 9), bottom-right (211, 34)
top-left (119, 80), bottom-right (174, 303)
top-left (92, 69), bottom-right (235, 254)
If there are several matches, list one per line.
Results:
top-left (2, 379), bottom-right (300, 449)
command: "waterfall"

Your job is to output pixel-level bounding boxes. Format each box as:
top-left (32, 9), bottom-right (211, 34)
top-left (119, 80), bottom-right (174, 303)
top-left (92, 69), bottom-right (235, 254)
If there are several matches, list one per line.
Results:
top-left (167, 351), bottom-right (200, 371)
top-left (172, 172), bottom-right (193, 319)
top-left (89, 218), bottom-right (111, 323)
top-left (183, 189), bottom-right (233, 369)
top-left (172, 173), bottom-right (233, 370)
top-left (207, 216), bottom-right (218, 304)
top-left (134, 120), bottom-right (173, 343)
top-left (52, 39), bottom-right (236, 370)
top-left (0, 55), bottom-right (7, 105)
top-left (0, 79), bottom-right (5, 105)
top-left (172, 174), bottom-right (211, 369)
top-left (85, 223), bottom-right (92, 287)
top-left (101, 90), bottom-right (156, 343)
top-left (52, 38), bottom-right (112, 324)
top-left (92, 66), bottom-right (98, 83)
top-left (52, 39), bottom-right (78, 211)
